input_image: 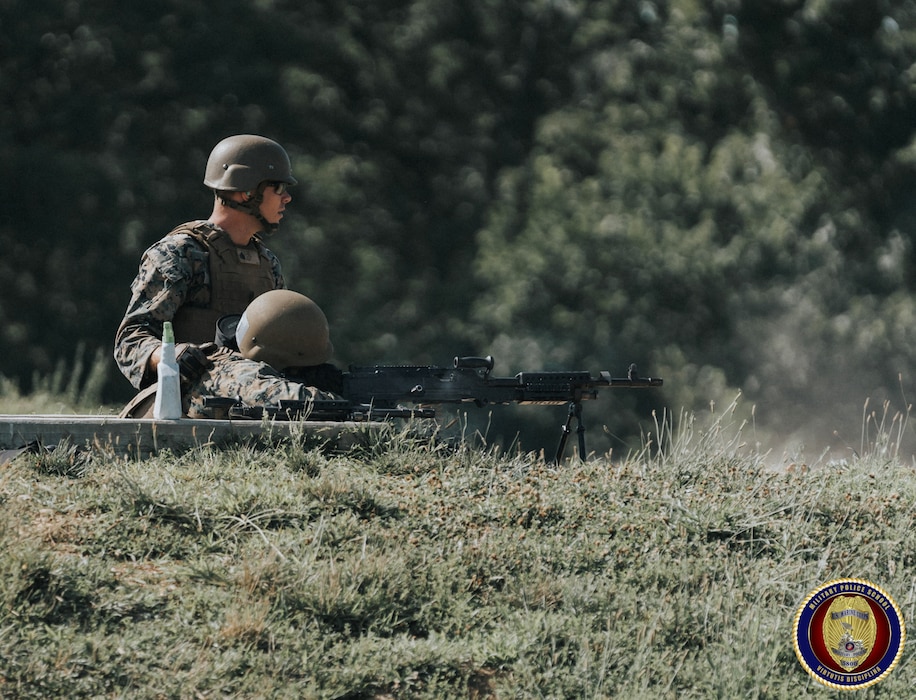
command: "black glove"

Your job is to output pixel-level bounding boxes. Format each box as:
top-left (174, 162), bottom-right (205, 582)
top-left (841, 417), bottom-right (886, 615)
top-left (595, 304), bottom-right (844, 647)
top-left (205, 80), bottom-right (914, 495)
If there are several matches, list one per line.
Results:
top-left (175, 343), bottom-right (215, 387)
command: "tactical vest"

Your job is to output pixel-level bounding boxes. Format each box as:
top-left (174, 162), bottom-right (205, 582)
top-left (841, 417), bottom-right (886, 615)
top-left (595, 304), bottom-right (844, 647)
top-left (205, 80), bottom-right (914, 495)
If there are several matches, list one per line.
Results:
top-left (169, 222), bottom-right (277, 344)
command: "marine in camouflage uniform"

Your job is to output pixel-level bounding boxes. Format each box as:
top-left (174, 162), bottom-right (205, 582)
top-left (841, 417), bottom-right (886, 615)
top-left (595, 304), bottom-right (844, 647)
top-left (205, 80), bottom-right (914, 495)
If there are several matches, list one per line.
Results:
top-left (114, 135), bottom-right (334, 416)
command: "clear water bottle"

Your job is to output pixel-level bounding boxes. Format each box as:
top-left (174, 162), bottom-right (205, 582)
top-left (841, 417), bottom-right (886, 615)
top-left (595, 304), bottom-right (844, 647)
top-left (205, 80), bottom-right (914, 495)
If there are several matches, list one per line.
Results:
top-left (153, 321), bottom-right (182, 419)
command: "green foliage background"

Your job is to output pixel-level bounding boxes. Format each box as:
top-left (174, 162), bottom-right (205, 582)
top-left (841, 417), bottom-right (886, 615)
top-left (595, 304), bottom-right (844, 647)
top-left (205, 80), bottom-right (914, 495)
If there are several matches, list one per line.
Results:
top-left (3, 0), bottom-right (916, 455)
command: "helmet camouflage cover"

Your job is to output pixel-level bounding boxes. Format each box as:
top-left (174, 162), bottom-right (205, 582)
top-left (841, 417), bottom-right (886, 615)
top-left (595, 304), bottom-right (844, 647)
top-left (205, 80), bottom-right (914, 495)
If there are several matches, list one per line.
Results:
top-left (236, 290), bottom-right (333, 369)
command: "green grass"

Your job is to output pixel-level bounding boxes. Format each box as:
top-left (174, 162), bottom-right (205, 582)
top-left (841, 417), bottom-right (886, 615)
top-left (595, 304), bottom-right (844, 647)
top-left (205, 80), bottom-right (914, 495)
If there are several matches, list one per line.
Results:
top-left (0, 344), bottom-right (115, 416)
top-left (0, 399), bottom-right (914, 698)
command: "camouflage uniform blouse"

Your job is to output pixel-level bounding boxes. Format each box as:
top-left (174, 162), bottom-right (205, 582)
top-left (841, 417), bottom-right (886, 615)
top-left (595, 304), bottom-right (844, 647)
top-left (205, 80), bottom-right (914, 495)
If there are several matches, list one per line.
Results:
top-left (114, 222), bottom-right (285, 389)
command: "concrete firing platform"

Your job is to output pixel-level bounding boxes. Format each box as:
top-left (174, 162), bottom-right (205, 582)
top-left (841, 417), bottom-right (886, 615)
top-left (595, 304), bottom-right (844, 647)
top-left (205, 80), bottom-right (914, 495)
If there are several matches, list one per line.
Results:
top-left (0, 414), bottom-right (378, 458)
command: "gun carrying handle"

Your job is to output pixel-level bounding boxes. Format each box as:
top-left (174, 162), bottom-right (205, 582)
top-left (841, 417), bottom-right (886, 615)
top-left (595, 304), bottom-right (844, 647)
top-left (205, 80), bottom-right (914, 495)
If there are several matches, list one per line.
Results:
top-left (454, 355), bottom-right (494, 372)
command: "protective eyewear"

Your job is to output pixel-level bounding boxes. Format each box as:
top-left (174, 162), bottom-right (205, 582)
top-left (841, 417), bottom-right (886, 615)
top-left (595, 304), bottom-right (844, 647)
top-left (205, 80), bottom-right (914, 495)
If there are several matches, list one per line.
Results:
top-left (268, 182), bottom-right (290, 195)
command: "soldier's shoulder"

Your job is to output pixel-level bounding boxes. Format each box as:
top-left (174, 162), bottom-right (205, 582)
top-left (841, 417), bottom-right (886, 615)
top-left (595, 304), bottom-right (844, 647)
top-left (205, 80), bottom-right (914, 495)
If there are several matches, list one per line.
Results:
top-left (139, 223), bottom-right (212, 270)
top-left (253, 238), bottom-right (281, 261)
top-left (259, 243), bottom-right (282, 262)
top-left (148, 222), bottom-right (212, 252)
top-left (166, 220), bottom-right (217, 243)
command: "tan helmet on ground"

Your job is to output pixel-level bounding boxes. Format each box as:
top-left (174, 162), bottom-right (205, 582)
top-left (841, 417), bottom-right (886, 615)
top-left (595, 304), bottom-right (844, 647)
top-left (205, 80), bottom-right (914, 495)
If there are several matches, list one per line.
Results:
top-left (203, 134), bottom-right (298, 192)
top-left (236, 290), bottom-right (333, 369)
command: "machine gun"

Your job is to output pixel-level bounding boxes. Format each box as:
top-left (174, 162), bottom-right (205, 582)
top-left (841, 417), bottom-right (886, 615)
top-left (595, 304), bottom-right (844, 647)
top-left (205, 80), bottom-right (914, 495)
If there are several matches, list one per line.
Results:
top-left (204, 355), bottom-right (662, 462)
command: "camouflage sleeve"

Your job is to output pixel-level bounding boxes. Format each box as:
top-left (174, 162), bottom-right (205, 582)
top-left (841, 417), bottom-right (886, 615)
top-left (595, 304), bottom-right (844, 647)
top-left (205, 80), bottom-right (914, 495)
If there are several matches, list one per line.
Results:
top-left (260, 244), bottom-right (287, 289)
top-left (113, 234), bottom-right (205, 389)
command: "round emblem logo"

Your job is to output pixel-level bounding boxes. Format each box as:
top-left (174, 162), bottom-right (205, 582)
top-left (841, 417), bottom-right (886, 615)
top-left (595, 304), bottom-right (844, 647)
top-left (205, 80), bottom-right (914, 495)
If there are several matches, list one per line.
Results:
top-left (793, 578), bottom-right (905, 690)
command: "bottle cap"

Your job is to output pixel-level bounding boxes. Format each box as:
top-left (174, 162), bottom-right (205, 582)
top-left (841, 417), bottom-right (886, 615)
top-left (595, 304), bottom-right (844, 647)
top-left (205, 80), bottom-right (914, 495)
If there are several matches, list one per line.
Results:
top-left (163, 321), bottom-right (175, 344)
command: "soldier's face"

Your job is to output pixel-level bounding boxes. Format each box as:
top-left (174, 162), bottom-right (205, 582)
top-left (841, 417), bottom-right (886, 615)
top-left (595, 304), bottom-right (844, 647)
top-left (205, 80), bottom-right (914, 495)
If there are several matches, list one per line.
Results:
top-left (260, 183), bottom-right (292, 224)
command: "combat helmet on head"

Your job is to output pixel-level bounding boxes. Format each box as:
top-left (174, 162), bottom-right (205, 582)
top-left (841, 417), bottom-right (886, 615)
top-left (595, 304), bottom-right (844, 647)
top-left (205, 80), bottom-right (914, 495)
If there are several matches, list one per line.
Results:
top-left (204, 134), bottom-right (296, 234)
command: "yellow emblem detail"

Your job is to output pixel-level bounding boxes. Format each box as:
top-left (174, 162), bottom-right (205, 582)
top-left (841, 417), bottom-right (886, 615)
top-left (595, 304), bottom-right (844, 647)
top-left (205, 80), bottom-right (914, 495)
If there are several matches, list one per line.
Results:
top-left (822, 595), bottom-right (876, 671)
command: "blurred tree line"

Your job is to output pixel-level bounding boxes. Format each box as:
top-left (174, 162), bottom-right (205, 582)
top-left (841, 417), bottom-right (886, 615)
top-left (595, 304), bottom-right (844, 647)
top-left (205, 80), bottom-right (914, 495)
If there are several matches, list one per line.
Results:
top-left (2, 0), bottom-right (916, 455)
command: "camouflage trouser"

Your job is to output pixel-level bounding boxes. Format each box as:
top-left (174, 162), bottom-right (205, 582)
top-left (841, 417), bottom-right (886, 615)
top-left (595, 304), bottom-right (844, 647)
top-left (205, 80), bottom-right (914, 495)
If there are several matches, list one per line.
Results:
top-left (185, 347), bottom-right (318, 418)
